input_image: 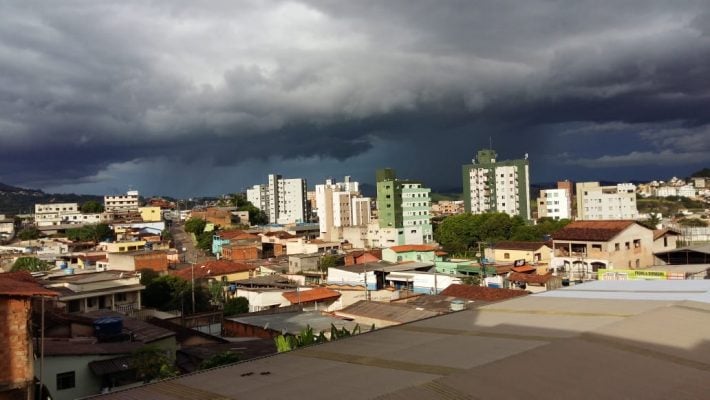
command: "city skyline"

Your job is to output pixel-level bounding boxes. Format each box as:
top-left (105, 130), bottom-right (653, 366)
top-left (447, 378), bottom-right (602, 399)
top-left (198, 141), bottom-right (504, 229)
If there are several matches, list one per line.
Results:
top-left (1, 1), bottom-right (710, 197)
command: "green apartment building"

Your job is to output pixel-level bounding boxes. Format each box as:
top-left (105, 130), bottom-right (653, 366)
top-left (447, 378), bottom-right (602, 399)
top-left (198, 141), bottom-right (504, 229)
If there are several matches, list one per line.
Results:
top-left (462, 149), bottom-right (531, 220)
top-left (376, 168), bottom-right (433, 245)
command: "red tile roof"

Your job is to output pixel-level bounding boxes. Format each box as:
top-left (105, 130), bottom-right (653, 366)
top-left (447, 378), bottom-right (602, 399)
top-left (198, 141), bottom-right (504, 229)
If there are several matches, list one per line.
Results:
top-left (282, 287), bottom-right (341, 304)
top-left (511, 265), bottom-right (537, 273)
top-left (492, 241), bottom-right (549, 251)
top-left (389, 245), bottom-right (438, 253)
top-left (263, 231), bottom-right (296, 239)
top-left (439, 284), bottom-right (527, 301)
top-left (552, 220), bottom-right (641, 242)
top-left (217, 230), bottom-right (248, 240)
top-left (171, 260), bottom-right (256, 280)
top-left (508, 272), bottom-right (557, 285)
top-left (0, 271), bottom-right (58, 297)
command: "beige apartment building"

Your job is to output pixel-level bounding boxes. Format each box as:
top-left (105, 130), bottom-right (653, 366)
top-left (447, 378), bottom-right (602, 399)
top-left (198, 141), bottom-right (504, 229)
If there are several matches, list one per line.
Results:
top-left (551, 220), bottom-right (654, 279)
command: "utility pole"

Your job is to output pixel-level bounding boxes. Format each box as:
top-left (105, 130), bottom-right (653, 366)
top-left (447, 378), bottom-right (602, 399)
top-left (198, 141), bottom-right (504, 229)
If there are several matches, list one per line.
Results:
top-left (191, 261), bottom-right (195, 314)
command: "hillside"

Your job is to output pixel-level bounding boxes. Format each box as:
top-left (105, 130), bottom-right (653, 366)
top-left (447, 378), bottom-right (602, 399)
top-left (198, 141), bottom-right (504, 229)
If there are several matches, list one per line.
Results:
top-left (0, 182), bottom-right (103, 215)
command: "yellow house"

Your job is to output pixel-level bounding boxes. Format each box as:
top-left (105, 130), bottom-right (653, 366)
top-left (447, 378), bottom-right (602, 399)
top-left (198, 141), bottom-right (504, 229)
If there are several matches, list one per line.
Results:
top-left (139, 206), bottom-right (163, 222)
top-left (102, 240), bottom-right (147, 253)
top-left (485, 241), bottom-right (552, 264)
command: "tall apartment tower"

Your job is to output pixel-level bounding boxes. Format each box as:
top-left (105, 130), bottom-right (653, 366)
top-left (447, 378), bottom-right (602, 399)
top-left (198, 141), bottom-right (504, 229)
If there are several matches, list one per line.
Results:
top-left (462, 149), bottom-right (531, 219)
top-left (246, 174), bottom-right (308, 224)
top-left (315, 176), bottom-right (371, 241)
top-left (537, 180), bottom-right (574, 220)
top-left (576, 182), bottom-right (639, 220)
top-left (376, 168), bottom-right (433, 246)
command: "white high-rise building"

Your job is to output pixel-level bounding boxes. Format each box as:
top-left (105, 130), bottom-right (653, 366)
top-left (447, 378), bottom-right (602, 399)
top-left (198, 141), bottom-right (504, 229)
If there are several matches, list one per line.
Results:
top-left (315, 177), bottom-right (371, 241)
top-left (462, 149), bottom-right (531, 220)
top-left (247, 174), bottom-right (307, 224)
top-left (576, 182), bottom-right (639, 220)
top-left (537, 188), bottom-right (572, 220)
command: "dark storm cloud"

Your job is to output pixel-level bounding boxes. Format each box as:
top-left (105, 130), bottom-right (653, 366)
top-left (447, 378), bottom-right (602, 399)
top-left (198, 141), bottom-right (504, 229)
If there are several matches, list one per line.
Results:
top-left (1, 0), bottom-right (710, 194)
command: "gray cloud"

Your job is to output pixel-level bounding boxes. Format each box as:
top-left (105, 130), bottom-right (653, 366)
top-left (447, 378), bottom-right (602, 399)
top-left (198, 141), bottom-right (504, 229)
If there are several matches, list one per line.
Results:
top-left (1, 0), bottom-right (710, 194)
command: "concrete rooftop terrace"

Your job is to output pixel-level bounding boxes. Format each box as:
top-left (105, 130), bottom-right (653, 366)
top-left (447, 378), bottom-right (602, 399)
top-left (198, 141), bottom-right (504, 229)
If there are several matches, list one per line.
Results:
top-left (92, 282), bottom-right (710, 400)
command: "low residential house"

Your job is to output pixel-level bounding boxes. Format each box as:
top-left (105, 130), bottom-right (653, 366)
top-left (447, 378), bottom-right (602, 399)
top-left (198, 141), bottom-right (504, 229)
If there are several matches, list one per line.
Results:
top-left (281, 287), bottom-right (342, 311)
top-left (107, 250), bottom-right (170, 274)
top-left (485, 241), bottom-right (552, 265)
top-left (334, 301), bottom-right (440, 328)
top-left (223, 310), bottom-right (359, 339)
top-left (100, 240), bottom-right (147, 253)
top-left (552, 220), bottom-right (655, 279)
top-left (287, 253), bottom-right (330, 284)
top-left (327, 262), bottom-right (434, 291)
top-left (76, 253), bottom-right (109, 270)
top-left (38, 311), bottom-right (176, 400)
top-left (384, 270), bottom-right (461, 294)
top-left (285, 238), bottom-right (340, 255)
top-left (42, 270), bottom-right (144, 315)
top-left (381, 245), bottom-right (441, 263)
top-left (653, 228), bottom-right (681, 253)
top-left (222, 244), bottom-right (262, 261)
top-left (0, 272), bottom-right (57, 399)
top-left (212, 230), bottom-right (253, 255)
top-left (172, 260), bottom-right (258, 286)
top-left (344, 249), bottom-right (382, 265)
top-left (0, 214), bottom-right (15, 241)
top-left (439, 284), bottom-right (528, 304)
top-left (235, 287), bottom-right (293, 312)
top-left (434, 259), bottom-right (499, 278)
top-left (138, 206), bottom-right (162, 222)
top-left (190, 207), bottom-right (237, 228)
top-left (506, 272), bottom-right (563, 293)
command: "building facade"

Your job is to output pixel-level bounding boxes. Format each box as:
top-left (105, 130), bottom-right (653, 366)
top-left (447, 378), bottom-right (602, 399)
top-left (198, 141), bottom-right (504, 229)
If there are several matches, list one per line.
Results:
top-left (104, 190), bottom-right (140, 212)
top-left (575, 182), bottom-right (639, 220)
top-left (247, 174), bottom-right (308, 224)
top-left (537, 186), bottom-right (572, 220)
top-left (462, 149), bottom-right (531, 219)
top-left (375, 169), bottom-right (433, 246)
top-left (315, 177), bottom-right (371, 241)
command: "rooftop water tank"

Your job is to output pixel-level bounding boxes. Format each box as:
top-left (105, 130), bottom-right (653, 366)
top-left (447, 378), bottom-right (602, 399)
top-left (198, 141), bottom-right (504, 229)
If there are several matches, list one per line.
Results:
top-left (450, 300), bottom-right (465, 311)
top-left (93, 316), bottom-right (123, 338)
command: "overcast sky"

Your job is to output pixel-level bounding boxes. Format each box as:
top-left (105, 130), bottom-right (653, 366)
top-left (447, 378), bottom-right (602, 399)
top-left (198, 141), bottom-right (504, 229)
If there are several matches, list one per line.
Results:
top-left (1, 1), bottom-right (709, 197)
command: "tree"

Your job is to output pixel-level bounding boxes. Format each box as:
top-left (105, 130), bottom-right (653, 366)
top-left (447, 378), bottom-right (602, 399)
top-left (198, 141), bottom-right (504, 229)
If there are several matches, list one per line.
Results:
top-left (142, 275), bottom-right (209, 313)
top-left (319, 255), bottom-right (338, 272)
top-left (199, 351), bottom-right (240, 370)
top-left (196, 231), bottom-right (213, 253)
top-left (11, 257), bottom-right (51, 272)
top-left (639, 213), bottom-right (662, 230)
top-left (461, 275), bottom-right (481, 286)
top-left (161, 229), bottom-right (173, 242)
top-left (223, 297), bottom-right (249, 316)
top-left (80, 200), bottom-right (104, 213)
top-left (184, 217), bottom-right (206, 234)
top-left (66, 223), bottom-right (114, 242)
top-left (132, 346), bottom-right (177, 383)
top-left (139, 268), bottom-right (160, 286)
top-left (17, 227), bottom-right (41, 241)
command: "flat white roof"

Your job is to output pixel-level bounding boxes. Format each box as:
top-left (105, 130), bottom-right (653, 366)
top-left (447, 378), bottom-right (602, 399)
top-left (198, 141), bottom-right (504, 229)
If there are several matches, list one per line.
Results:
top-left (536, 279), bottom-right (710, 303)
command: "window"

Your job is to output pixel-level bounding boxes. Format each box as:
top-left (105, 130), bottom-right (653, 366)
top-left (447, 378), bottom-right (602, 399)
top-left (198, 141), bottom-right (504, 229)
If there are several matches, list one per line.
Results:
top-left (87, 297), bottom-right (95, 308)
top-left (664, 237), bottom-right (668, 247)
top-left (504, 253), bottom-right (510, 259)
top-left (614, 243), bottom-right (620, 251)
top-left (633, 239), bottom-right (641, 248)
top-left (625, 242), bottom-right (630, 250)
top-left (57, 371), bottom-right (75, 390)
top-left (115, 293), bottom-right (127, 302)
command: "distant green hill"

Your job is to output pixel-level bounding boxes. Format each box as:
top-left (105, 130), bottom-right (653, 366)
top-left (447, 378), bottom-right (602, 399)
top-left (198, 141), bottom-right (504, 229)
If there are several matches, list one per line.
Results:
top-left (0, 182), bottom-right (103, 215)
top-left (431, 192), bottom-right (462, 202)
